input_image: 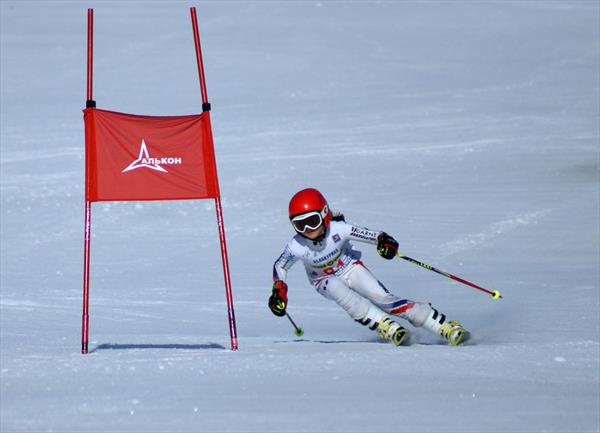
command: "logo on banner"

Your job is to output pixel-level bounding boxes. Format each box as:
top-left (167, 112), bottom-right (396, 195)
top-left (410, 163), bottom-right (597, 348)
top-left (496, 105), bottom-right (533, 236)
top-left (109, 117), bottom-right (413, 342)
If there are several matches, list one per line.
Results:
top-left (122, 139), bottom-right (182, 173)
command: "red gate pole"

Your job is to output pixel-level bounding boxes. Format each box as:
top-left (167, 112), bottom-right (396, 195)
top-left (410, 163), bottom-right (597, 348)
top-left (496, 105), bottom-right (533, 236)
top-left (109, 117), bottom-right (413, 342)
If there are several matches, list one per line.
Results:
top-left (81, 8), bottom-right (94, 354)
top-left (190, 7), bottom-right (209, 111)
top-left (86, 8), bottom-right (94, 105)
top-left (190, 7), bottom-right (238, 350)
top-left (81, 200), bottom-right (92, 354)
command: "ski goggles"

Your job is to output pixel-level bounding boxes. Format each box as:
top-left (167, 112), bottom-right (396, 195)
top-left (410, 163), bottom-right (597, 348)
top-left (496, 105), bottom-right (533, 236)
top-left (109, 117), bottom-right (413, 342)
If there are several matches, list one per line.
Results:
top-left (290, 206), bottom-right (328, 233)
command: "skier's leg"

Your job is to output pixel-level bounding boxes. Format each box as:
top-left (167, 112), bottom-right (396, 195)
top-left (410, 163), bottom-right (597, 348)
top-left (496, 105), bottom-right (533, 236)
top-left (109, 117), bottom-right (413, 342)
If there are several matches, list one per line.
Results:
top-left (317, 276), bottom-right (385, 325)
top-left (344, 263), bottom-right (431, 326)
top-left (316, 277), bottom-right (408, 345)
top-left (345, 264), bottom-right (467, 344)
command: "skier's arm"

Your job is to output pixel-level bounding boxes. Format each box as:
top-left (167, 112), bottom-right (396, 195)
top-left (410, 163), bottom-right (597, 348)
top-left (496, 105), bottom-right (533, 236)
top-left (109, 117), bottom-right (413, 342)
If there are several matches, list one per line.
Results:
top-left (270, 243), bottom-right (298, 316)
top-left (344, 222), bottom-right (399, 259)
top-left (272, 243), bottom-right (299, 282)
top-left (345, 223), bottom-right (382, 245)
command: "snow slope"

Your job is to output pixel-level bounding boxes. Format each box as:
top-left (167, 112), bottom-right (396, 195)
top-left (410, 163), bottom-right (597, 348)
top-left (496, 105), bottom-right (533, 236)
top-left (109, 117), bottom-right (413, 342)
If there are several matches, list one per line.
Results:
top-left (1, 1), bottom-right (599, 432)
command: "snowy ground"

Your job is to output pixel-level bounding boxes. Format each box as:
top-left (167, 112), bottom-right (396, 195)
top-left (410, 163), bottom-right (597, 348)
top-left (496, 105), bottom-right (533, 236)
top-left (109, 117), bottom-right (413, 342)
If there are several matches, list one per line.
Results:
top-left (1, 1), bottom-right (599, 432)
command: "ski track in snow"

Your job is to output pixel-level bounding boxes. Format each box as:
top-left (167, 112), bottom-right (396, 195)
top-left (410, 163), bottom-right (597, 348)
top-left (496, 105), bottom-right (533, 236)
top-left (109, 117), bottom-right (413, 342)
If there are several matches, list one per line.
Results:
top-left (438, 209), bottom-right (552, 257)
top-left (0, 147), bottom-right (81, 164)
top-left (220, 138), bottom-right (503, 162)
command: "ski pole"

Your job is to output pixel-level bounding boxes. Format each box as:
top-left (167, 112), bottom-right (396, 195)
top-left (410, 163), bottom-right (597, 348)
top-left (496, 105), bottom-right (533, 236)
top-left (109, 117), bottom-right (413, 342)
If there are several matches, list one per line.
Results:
top-left (396, 253), bottom-right (502, 299)
top-left (285, 312), bottom-right (304, 337)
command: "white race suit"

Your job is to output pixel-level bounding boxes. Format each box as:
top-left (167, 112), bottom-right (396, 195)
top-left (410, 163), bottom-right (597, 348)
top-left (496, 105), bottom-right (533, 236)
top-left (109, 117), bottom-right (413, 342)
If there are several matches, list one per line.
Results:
top-left (272, 220), bottom-right (438, 330)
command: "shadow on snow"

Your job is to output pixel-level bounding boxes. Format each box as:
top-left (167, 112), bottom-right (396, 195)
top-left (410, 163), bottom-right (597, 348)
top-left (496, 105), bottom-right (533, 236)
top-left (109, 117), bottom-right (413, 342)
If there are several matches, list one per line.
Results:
top-left (89, 342), bottom-right (226, 353)
top-left (273, 339), bottom-right (381, 344)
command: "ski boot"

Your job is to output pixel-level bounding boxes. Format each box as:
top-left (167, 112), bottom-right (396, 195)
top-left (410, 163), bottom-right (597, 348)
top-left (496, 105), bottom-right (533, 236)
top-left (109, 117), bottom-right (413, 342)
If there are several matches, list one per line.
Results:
top-left (422, 307), bottom-right (469, 346)
top-left (439, 320), bottom-right (468, 346)
top-left (377, 317), bottom-right (409, 346)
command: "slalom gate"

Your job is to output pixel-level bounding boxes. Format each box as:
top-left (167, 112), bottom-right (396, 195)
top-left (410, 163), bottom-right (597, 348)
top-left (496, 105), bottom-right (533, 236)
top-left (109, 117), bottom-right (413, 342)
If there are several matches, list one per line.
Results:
top-left (81, 8), bottom-right (238, 353)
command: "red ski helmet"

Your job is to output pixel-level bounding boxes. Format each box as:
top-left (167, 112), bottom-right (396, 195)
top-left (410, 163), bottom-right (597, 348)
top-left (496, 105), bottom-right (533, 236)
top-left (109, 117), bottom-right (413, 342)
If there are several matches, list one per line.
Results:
top-left (288, 188), bottom-right (331, 235)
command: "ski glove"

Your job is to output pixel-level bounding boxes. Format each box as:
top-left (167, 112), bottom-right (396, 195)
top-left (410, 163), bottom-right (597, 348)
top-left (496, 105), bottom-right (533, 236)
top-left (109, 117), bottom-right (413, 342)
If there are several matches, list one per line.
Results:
top-left (377, 232), bottom-right (399, 260)
top-left (269, 280), bottom-right (288, 317)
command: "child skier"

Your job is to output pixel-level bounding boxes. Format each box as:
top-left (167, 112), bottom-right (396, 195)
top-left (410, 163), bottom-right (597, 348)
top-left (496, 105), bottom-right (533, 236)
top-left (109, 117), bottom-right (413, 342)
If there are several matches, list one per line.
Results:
top-left (269, 188), bottom-right (468, 346)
